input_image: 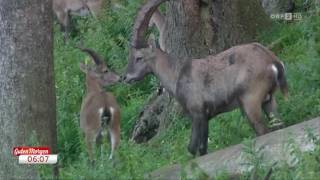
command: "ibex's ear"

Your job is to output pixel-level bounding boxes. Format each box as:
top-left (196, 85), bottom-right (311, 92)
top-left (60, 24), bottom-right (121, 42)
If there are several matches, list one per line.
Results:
top-left (79, 62), bottom-right (88, 73)
top-left (148, 34), bottom-right (157, 50)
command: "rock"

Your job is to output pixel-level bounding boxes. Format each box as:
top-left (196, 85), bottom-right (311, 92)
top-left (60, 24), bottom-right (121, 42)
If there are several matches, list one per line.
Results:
top-left (148, 117), bottom-right (320, 179)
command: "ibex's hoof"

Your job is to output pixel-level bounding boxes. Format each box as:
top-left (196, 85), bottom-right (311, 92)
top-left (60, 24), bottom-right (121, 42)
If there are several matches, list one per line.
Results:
top-left (268, 115), bottom-right (284, 129)
top-left (199, 148), bottom-right (207, 156)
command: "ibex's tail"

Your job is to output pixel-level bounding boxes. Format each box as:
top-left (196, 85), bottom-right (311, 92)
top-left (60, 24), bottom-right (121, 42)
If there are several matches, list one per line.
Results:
top-left (273, 61), bottom-right (289, 99)
top-left (99, 107), bottom-right (111, 128)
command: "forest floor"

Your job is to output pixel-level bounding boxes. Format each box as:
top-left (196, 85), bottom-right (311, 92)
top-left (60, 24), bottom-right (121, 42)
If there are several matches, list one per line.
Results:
top-left (44, 1), bottom-right (320, 179)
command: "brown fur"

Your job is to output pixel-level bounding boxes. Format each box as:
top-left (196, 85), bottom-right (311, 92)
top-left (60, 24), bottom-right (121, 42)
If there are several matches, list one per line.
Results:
top-left (79, 47), bottom-right (121, 161)
top-left (53, 0), bottom-right (104, 40)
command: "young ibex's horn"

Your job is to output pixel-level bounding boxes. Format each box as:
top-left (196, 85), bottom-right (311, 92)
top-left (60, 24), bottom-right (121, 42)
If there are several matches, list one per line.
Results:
top-left (131, 0), bottom-right (169, 48)
top-left (77, 46), bottom-right (104, 65)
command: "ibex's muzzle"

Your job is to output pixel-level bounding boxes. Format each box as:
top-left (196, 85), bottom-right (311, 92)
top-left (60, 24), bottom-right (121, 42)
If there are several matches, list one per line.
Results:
top-left (122, 75), bottom-right (130, 83)
top-left (123, 73), bottom-right (138, 83)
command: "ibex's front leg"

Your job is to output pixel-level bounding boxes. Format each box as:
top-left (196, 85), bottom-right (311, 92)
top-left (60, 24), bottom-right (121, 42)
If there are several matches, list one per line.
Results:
top-left (57, 11), bottom-right (71, 42)
top-left (199, 119), bottom-right (209, 155)
top-left (63, 11), bottom-right (71, 42)
top-left (55, 9), bottom-right (71, 41)
top-left (188, 118), bottom-right (200, 156)
top-left (188, 113), bottom-right (207, 156)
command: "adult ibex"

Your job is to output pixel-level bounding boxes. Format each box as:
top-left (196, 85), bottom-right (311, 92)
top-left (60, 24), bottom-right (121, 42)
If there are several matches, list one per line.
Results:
top-left (53, 0), bottom-right (104, 39)
top-left (124, 0), bottom-right (288, 156)
top-left (79, 47), bottom-right (121, 161)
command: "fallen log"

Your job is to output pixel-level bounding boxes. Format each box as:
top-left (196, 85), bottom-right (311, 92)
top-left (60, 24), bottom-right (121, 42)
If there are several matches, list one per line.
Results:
top-left (148, 117), bottom-right (320, 179)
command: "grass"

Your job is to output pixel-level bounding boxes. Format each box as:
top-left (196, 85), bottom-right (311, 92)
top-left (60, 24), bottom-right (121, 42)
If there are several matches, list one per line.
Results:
top-left (46, 0), bottom-right (320, 179)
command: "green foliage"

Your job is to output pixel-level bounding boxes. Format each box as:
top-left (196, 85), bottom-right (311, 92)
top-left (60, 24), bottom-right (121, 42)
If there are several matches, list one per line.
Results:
top-left (49, 1), bottom-right (320, 178)
top-left (241, 139), bottom-right (269, 180)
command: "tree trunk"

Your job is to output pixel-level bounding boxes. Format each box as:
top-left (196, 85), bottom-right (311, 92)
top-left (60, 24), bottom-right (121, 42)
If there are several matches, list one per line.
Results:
top-left (131, 0), bottom-right (270, 142)
top-left (0, 0), bottom-right (57, 179)
top-left (148, 117), bottom-right (320, 179)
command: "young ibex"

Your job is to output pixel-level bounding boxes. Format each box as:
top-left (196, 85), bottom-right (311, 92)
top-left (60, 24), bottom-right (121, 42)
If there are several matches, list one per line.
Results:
top-left (53, 0), bottom-right (104, 39)
top-left (79, 47), bottom-right (121, 161)
top-left (124, 0), bottom-right (288, 156)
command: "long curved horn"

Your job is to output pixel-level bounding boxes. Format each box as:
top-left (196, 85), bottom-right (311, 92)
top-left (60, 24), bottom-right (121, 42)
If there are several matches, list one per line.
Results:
top-left (77, 46), bottom-right (103, 65)
top-left (131, 0), bottom-right (168, 48)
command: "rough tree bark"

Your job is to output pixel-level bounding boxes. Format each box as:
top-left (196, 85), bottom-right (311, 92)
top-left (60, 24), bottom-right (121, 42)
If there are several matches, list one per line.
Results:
top-left (0, 0), bottom-right (57, 179)
top-left (131, 0), bottom-right (270, 142)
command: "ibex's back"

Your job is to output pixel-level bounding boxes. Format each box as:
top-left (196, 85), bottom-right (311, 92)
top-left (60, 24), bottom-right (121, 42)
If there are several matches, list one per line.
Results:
top-left (176, 43), bottom-right (288, 117)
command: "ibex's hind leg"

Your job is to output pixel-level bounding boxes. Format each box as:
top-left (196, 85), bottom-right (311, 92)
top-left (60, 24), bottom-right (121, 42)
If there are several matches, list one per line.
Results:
top-left (95, 129), bottom-right (105, 158)
top-left (108, 126), bottom-right (120, 160)
top-left (240, 95), bottom-right (269, 135)
top-left (262, 95), bottom-right (284, 129)
top-left (85, 131), bottom-right (97, 164)
top-left (87, 1), bottom-right (102, 18)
